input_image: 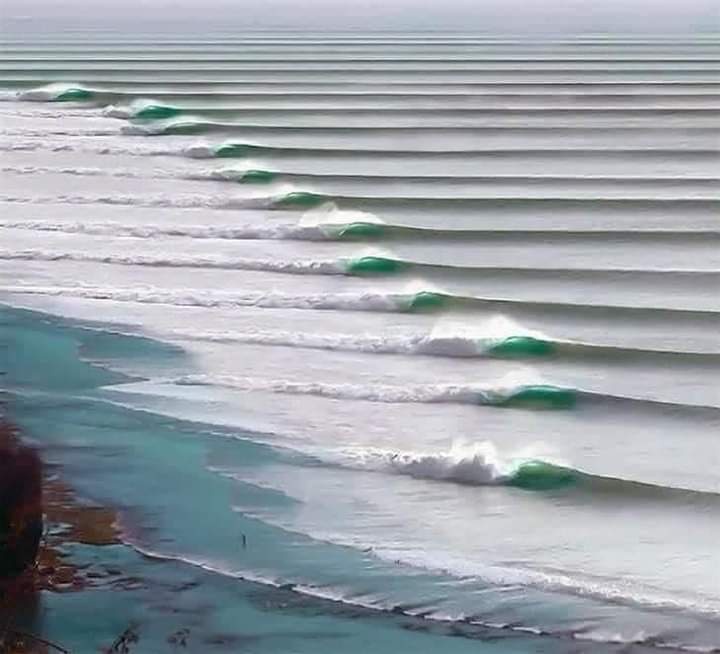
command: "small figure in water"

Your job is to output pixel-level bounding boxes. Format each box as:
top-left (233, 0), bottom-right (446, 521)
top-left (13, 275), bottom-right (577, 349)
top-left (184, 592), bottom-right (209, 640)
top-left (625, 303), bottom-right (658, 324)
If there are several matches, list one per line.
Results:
top-left (241, 534), bottom-right (247, 549)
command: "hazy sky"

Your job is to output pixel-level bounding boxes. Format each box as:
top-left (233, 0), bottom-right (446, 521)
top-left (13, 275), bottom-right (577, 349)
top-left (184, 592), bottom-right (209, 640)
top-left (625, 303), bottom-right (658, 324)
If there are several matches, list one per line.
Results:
top-left (3, 0), bottom-right (719, 33)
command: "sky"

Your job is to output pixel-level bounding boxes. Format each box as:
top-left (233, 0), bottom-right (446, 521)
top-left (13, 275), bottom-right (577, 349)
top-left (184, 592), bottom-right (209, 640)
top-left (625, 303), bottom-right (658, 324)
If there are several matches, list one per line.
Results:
top-left (2, 0), bottom-right (719, 33)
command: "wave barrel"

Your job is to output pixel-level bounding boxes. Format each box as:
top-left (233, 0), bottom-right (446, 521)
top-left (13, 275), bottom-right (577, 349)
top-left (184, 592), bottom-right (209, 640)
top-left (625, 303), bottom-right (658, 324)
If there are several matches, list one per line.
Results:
top-left (134, 104), bottom-right (182, 120)
top-left (275, 192), bottom-right (327, 209)
top-left (346, 256), bottom-right (406, 275)
top-left (497, 385), bottom-right (577, 410)
top-left (240, 169), bottom-right (277, 184)
top-left (55, 87), bottom-right (94, 102)
top-left (336, 222), bottom-right (386, 240)
top-left (507, 461), bottom-right (578, 491)
top-left (488, 336), bottom-right (556, 358)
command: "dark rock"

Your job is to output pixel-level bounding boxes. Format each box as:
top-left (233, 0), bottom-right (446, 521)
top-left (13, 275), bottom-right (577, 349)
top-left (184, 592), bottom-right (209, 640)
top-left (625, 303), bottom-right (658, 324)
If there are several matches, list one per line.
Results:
top-left (0, 423), bottom-right (43, 579)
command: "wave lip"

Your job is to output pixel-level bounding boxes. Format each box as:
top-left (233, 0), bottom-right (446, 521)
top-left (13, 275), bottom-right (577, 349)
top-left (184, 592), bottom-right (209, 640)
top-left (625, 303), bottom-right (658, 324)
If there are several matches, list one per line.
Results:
top-left (345, 255), bottom-right (407, 275)
top-left (17, 82), bottom-right (95, 102)
top-left (273, 191), bottom-right (329, 209)
top-left (105, 99), bottom-right (183, 120)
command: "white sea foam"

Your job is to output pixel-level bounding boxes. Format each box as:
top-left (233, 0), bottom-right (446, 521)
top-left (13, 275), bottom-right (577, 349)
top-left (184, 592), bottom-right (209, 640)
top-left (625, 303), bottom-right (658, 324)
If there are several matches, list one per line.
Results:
top-left (0, 283), bottom-right (417, 312)
top-left (0, 193), bottom-right (285, 210)
top-left (0, 220), bottom-right (330, 241)
top-left (0, 249), bottom-right (345, 274)
top-left (325, 441), bottom-right (517, 484)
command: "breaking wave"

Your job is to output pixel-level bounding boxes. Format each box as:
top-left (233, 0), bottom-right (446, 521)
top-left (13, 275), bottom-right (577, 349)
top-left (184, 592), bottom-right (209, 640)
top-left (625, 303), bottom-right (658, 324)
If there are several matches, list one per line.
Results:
top-left (174, 373), bottom-right (578, 409)
top-left (168, 327), bottom-right (555, 358)
top-left (4, 283), bottom-right (717, 321)
top-left (325, 441), bottom-right (576, 489)
top-left (14, 82), bottom-right (97, 103)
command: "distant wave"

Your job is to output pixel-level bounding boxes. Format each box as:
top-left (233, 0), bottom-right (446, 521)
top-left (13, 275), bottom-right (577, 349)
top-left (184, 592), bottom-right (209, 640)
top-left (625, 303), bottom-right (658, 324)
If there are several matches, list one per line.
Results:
top-left (103, 99), bottom-right (183, 120)
top-left (324, 221), bottom-right (720, 242)
top-left (119, 116), bottom-right (720, 137)
top-left (6, 191), bottom-right (715, 212)
top-left (9, 164), bottom-right (717, 189)
top-left (4, 139), bottom-right (717, 159)
top-left (13, 82), bottom-right (98, 103)
top-left (3, 219), bottom-right (718, 246)
top-left (340, 254), bottom-right (714, 278)
top-left (4, 283), bottom-right (718, 321)
top-left (3, 249), bottom-right (710, 280)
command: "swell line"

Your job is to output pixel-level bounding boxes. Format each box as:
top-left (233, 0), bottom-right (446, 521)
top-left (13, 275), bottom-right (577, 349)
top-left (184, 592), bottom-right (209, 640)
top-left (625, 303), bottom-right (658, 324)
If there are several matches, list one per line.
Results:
top-left (2, 284), bottom-right (718, 322)
top-left (4, 220), bottom-right (717, 244)
top-left (3, 249), bottom-right (716, 279)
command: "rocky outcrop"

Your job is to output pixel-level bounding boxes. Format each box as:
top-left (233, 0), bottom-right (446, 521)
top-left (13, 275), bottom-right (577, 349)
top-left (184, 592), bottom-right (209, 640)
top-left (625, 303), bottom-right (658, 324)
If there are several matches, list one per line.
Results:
top-left (0, 423), bottom-right (43, 580)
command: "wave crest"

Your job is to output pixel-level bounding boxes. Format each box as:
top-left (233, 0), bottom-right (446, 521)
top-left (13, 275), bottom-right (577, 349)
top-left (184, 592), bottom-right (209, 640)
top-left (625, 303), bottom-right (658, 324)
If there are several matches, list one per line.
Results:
top-left (327, 442), bottom-right (576, 490)
top-left (175, 373), bottom-right (576, 409)
top-left (17, 83), bottom-right (95, 103)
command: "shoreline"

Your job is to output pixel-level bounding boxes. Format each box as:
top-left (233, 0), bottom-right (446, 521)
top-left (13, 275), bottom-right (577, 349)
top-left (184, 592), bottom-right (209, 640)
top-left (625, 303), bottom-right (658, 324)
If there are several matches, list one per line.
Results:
top-left (0, 302), bottom-right (714, 654)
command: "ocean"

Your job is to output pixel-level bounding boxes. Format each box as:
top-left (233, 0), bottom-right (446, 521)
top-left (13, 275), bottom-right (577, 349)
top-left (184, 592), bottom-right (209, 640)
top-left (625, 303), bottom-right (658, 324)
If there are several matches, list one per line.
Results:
top-left (1, 26), bottom-right (719, 653)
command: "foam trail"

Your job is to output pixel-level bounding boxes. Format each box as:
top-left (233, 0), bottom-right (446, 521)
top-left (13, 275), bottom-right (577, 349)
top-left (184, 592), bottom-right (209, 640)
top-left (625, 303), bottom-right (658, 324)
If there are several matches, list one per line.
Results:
top-left (0, 164), bottom-right (246, 181)
top-left (0, 220), bottom-right (330, 241)
top-left (0, 192), bottom-right (295, 210)
top-left (0, 283), bottom-right (423, 312)
top-left (0, 250), bottom-right (345, 274)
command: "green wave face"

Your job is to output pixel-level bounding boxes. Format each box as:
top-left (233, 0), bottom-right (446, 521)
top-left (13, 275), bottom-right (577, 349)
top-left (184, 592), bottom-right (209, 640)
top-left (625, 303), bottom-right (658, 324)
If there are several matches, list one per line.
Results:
top-left (275, 191), bottom-right (327, 209)
top-left (214, 144), bottom-right (253, 158)
top-left (134, 104), bottom-right (182, 120)
top-left (407, 291), bottom-right (446, 312)
top-left (346, 256), bottom-right (405, 276)
top-left (335, 222), bottom-right (386, 240)
top-left (162, 121), bottom-right (206, 135)
top-left (507, 460), bottom-right (578, 491)
top-left (499, 385), bottom-right (577, 410)
top-left (240, 169), bottom-right (277, 184)
top-left (488, 336), bottom-right (556, 358)
top-left (55, 88), bottom-right (94, 102)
